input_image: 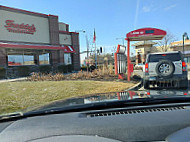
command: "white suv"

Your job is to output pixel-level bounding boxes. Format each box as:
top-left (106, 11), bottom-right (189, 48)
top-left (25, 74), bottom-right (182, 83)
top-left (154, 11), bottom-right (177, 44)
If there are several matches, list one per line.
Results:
top-left (143, 51), bottom-right (188, 89)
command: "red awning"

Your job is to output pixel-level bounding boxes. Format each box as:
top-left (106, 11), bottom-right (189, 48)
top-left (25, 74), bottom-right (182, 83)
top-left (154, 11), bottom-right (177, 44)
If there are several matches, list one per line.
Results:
top-left (0, 43), bottom-right (76, 53)
top-left (62, 45), bottom-right (76, 53)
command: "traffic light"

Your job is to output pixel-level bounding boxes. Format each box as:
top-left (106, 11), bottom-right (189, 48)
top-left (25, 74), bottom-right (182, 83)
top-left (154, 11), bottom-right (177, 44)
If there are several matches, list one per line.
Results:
top-left (100, 47), bottom-right (102, 53)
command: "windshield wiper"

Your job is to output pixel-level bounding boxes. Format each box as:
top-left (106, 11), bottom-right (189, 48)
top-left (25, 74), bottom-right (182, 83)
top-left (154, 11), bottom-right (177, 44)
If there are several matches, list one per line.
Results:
top-left (1, 96), bottom-right (190, 122)
top-left (0, 112), bottom-right (23, 121)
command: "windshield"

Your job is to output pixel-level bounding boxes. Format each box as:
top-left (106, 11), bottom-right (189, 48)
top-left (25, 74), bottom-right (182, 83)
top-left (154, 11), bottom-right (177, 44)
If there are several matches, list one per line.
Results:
top-left (148, 53), bottom-right (182, 62)
top-left (0, 0), bottom-right (189, 117)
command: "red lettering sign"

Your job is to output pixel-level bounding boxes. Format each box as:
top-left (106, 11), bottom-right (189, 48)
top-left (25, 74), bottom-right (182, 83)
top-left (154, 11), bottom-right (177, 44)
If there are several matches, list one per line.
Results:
top-left (4, 20), bottom-right (36, 35)
top-left (126, 28), bottom-right (167, 41)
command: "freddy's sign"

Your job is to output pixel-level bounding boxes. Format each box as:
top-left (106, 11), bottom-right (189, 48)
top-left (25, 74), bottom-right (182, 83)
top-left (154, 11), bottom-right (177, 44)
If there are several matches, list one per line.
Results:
top-left (4, 20), bottom-right (36, 35)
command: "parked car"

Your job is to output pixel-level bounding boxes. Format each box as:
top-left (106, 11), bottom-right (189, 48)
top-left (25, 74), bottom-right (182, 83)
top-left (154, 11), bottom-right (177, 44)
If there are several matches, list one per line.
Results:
top-left (135, 63), bottom-right (145, 71)
top-left (143, 51), bottom-right (188, 89)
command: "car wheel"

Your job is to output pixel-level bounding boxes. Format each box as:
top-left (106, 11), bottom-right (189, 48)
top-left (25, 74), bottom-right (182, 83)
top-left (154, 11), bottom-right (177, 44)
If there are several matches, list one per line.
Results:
top-left (155, 60), bottom-right (175, 78)
top-left (143, 80), bottom-right (149, 89)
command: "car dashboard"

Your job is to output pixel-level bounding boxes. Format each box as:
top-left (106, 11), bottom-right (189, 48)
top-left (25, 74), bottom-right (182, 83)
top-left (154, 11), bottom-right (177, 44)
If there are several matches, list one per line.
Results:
top-left (0, 103), bottom-right (190, 142)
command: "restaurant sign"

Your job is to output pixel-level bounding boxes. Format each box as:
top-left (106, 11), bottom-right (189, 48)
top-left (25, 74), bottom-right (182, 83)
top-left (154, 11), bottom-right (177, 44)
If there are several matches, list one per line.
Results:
top-left (4, 20), bottom-right (36, 35)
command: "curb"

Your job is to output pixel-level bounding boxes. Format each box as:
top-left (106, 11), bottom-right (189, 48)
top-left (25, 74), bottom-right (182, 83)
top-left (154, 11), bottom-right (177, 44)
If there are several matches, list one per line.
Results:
top-left (125, 80), bottom-right (143, 91)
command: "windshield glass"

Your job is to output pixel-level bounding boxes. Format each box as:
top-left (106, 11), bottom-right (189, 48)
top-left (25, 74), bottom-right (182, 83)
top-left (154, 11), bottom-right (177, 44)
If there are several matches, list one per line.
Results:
top-left (0, 0), bottom-right (189, 117)
top-left (148, 53), bottom-right (181, 62)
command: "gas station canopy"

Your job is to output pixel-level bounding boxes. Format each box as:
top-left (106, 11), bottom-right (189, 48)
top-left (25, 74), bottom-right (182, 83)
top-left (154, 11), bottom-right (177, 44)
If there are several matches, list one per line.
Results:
top-left (126, 28), bottom-right (167, 41)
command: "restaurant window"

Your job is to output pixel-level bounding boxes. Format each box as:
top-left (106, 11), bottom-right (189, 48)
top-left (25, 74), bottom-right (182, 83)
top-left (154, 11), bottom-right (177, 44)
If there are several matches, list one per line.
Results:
top-left (39, 53), bottom-right (50, 65)
top-left (64, 53), bottom-right (72, 65)
top-left (7, 49), bottom-right (35, 66)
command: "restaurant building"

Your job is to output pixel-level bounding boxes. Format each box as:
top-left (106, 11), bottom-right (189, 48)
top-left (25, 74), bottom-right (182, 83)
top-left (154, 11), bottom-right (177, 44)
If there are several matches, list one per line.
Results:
top-left (170, 39), bottom-right (190, 67)
top-left (133, 41), bottom-right (157, 64)
top-left (0, 5), bottom-right (80, 78)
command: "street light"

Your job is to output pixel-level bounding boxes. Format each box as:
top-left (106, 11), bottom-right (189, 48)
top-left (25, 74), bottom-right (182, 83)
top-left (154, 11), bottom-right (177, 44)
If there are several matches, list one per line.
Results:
top-left (116, 37), bottom-right (125, 46)
top-left (183, 32), bottom-right (189, 55)
top-left (75, 30), bottom-right (90, 72)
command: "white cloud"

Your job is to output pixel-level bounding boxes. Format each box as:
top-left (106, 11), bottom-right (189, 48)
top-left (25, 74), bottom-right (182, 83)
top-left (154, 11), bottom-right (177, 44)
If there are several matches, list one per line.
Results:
top-left (164, 4), bottom-right (177, 11)
top-left (142, 6), bottom-right (151, 12)
top-left (134, 0), bottom-right (140, 29)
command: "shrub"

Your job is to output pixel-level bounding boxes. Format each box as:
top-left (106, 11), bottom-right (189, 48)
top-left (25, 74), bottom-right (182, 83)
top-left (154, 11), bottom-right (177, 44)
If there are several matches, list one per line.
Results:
top-left (39, 65), bottom-right (52, 74)
top-left (108, 63), bottom-right (114, 74)
top-left (57, 65), bottom-right (68, 73)
top-left (0, 67), bottom-right (6, 79)
top-left (67, 64), bottom-right (74, 72)
top-left (27, 67), bottom-right (118, 81)
top-left (81, 66), bottom-right (87, 71)
top-left (17, 66), bottom-right (30, 77)
top-left (27, 73), bottom-right (65, 81)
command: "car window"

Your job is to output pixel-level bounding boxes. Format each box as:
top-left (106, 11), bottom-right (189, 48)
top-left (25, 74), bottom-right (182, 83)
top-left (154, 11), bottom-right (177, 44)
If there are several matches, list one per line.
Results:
top-left (148, 53), bottom-right (181, 62)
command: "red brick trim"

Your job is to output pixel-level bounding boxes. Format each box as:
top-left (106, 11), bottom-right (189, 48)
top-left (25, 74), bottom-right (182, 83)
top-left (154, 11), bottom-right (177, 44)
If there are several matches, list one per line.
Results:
top-left (59, 31), bottom-right (79, 34)
top-left (0, 43), bottom-right (76, 53)
top-left (48, 14), bottom-right (58, 18)
top-left (59, 22), bottom-right (69, 25)
top-left (0, 43), bottom-right (64, 50)
top-left (59, 31), bottom-right (71, 34)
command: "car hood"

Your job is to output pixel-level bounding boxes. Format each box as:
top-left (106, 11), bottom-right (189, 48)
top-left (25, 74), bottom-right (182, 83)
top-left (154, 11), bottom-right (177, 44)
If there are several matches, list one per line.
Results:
top-left (32, 89), bottom-right (190, 111)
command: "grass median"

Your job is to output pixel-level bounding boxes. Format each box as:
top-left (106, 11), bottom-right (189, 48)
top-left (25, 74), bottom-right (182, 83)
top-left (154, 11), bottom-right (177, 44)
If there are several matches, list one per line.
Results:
top-left (0, 80), bottom-right (135, 115)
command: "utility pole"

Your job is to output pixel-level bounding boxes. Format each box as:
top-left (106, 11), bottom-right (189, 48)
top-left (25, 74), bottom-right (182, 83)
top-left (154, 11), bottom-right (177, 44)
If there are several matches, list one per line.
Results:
top-left (85, 34), bottom-right (89, 73)
top-left (95, 42), bottom-right (97, 68)
top-left (116, 37), bottom-right (125, 46)
top-left (75, 30), bottom-right (90, 72)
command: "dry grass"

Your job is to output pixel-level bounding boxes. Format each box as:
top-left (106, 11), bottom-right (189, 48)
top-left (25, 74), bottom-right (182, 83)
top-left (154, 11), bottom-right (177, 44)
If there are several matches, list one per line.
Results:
top-left (27, 65), bottom-right (117, 81)
top-left (0, 80), bottom-right (134, 115)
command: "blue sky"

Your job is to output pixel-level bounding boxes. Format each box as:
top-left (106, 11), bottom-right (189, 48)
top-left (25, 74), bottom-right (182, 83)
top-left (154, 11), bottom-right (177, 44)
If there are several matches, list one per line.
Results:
top-left (1, 0), bottom-right (190, 61)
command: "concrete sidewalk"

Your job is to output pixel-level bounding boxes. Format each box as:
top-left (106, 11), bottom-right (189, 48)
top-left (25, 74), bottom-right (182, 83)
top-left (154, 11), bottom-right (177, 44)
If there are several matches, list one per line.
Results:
top-left (0, 77), bottom-right (27, 83)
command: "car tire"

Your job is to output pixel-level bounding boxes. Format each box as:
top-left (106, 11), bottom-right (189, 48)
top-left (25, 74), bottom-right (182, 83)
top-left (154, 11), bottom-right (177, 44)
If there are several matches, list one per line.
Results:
top-left (155, 60), bottom-right (175, 78)
top-left (143, 80), bottom-right (149, 89)
top-left (180, 78), bottom-right (188, 89)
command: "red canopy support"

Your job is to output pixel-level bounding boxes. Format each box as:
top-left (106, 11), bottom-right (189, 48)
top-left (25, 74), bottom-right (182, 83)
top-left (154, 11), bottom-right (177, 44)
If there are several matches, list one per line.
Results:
top-left (127, 39), bottom-right (131, 81)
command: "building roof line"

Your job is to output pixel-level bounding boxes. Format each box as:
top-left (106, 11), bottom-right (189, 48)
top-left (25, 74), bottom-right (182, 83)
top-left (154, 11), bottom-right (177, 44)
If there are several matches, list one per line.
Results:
top-left (0, 5), bottom-right (58, 18)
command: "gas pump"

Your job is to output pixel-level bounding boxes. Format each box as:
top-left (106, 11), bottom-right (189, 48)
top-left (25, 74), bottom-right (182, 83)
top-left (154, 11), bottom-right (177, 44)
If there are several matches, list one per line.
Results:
top-left (114, 44), bottom-right (127, 80)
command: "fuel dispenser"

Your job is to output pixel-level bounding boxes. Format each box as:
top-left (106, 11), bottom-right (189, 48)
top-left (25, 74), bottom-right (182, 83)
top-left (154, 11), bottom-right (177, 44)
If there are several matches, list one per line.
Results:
top-left (114, 45), bottom-right (127, 80)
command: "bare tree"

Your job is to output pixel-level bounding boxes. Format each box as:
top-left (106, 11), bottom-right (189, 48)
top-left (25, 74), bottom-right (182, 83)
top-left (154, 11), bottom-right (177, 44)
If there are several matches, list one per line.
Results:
top-left (156, 32), bottom-right (177, 52)
top-left (111, 46), bottom-right (117, 53)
